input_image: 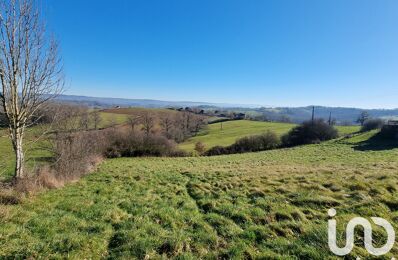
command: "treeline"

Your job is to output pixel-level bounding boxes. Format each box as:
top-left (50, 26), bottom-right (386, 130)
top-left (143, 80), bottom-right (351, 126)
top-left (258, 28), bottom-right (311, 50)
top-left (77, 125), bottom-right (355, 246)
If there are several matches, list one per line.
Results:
top-left (125, 110), bottom-right (207, 143)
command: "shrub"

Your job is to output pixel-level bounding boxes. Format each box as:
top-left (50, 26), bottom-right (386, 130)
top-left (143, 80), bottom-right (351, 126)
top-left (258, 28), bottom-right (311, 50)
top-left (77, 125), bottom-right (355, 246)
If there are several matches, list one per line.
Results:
top-left (52, 130), bottom-right (106, 178)
top-left (194, 142), bottom-right (206, 155)
top-left (12, 130), bottom-right (107, 194)
top-left (380, 125), bottom-right (398, 140)
top-left (205, 146), bottom-right (230, 156)
top-left (361, 119), bottom-right (384, 132)
top-left (230, 131), bottom-right (280, 153)
top-left (105, 129), bottom-right (186, 158)
top-left (282, 119), bottom-right (338, 147)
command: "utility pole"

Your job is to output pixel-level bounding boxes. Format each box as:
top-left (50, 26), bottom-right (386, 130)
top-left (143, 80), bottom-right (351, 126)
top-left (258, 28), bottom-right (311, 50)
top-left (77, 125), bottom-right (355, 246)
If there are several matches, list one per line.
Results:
top-left (311, 106), bottom-right (315, 124)
top-left (328, 112), bottom-right (332, 126)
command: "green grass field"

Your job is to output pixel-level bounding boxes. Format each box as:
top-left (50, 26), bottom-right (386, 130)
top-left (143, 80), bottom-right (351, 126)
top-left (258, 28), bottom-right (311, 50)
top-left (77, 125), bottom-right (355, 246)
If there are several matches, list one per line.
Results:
top-left (1, 130), bottom-right (398, 259)
top-left (180, 120), bottom-right (360, 151)
top-left (0, 128), bottom-right (51, 182)
top-left (98, 112), bottom-right (129, 128)
top-left (98, 107), bottom-right (182, 129)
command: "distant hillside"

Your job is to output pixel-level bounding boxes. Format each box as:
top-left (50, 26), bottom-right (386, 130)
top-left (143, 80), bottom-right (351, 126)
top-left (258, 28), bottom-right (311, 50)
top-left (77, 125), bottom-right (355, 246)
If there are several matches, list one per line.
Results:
top-left (54, 94), bottom-right (258, 109)
top-left (54, 95), bottom-right (398, 124)
top-left (257, 106), bottom-right (398, 124)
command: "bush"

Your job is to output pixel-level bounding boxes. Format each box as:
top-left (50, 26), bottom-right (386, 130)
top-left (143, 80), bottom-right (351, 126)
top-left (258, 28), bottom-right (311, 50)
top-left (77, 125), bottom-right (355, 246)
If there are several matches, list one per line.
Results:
top-left (380, 125), bottom-right (398, 140)
top-left (361, 119), bottom-right (384, 132)
top-left (282, 119), bottom-right (338, 147)
top-left (105, 129), bottom-right (186, 158)
top-left (194, 142), bottom-right (206, 155)
top-left (52, 131), bottom-right (106, 178)
top-left (230, 131), bottom-right (280, 153)
top-left (205, 146), bottom-right (230, 156)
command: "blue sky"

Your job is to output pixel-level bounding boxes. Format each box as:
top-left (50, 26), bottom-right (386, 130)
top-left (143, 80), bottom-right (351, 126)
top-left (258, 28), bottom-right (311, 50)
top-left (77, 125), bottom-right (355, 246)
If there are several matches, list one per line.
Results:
top-left (44, 0), bottom-right (398, 108)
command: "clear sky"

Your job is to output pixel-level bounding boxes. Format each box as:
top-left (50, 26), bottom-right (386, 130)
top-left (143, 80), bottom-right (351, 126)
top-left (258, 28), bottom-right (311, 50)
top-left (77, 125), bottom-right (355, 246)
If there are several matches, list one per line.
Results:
top-left (44, 0), bottom-right (398, 109)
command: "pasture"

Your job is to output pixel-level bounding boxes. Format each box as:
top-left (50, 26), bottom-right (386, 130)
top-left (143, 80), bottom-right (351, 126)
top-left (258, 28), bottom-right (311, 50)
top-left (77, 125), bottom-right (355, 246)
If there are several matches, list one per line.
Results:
top-left (180, 120), bottom-right (360, 151)
top-left (1, 131), bottom-right (397, 259)
top-left (0, 128), bottom-right (51, 182)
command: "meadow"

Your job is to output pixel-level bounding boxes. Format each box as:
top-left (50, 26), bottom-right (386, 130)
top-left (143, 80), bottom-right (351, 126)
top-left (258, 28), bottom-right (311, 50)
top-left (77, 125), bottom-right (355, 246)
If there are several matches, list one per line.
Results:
top-left (0, 128), bottom-right (51, 182)
top-left (180, 120), bottom-right (360, 151)
top-left (1, 130), bottom-right (398, 259)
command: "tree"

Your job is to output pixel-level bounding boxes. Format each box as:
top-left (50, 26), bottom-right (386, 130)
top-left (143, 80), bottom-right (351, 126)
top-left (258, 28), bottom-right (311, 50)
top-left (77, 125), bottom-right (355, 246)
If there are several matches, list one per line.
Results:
top-left (192, 115), bottom-right (206, 135)
top-left (79, 110), bottom-right (90, 130)
top-left (141, 112), bottom-right (155, 137)
top-left (182, 111), bottom-right (193, 134)
top-left (127, 115), bottom-right (141, 131)
top-left (91, 110), bottom-right (102, 130)
top-left (0, 0), bottom-right (63, 179)
top-left (160, 115), bottom-right (173, 138)
top-left (281, 119), bottom-right (338, 147)
top-left (357, 111), bottom-right (370, 126)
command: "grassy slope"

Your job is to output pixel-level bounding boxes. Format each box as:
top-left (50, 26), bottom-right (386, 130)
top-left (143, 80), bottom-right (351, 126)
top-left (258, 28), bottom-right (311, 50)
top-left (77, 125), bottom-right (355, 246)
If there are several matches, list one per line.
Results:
top-left (98, 107), bottom-right (182, 129)
top-left (335, 125), bottom-right (361, 135)
top-left (98, 112), bottom-right (129, 128)
top-left (0, 129), bottom-right (13, 180)
top-left (0, 128), bottom-right (50, 181)
top-left (180, 120), bottom-right (294, 151)
top-left (1, 131), bottom-right (397, 259)
top-left (180, 120), bottom-right (360, 151)
top-left (0, 107), bottom-right (176, 179)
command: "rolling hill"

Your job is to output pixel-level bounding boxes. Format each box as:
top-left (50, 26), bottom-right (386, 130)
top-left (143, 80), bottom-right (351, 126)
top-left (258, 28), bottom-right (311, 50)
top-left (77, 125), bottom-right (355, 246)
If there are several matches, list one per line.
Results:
top-left (180, 120), bottom-right (360, 151)
top-left (1, 131), bottom-right (398, 258)
top-left (53, 94), bottom-right (258, 109)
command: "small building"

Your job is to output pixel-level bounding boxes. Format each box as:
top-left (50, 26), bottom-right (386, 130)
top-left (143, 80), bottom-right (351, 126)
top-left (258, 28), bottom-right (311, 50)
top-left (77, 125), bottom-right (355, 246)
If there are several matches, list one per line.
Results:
top-left (234, 113), bottom-right (246, 120)
top-left (387, 120), bottom-right (398, 126)
top-left (381, 120), bottom-right (398, 140)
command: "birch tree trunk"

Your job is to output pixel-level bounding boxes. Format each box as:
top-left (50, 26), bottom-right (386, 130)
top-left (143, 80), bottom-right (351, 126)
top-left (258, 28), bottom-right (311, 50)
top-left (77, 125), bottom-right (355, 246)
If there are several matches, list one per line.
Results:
top-left (13, 129), bottom-right (24, 178)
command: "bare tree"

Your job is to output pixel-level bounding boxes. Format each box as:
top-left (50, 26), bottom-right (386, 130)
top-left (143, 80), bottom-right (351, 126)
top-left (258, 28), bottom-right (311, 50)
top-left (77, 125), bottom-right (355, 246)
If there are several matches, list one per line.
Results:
top-left (192, 115), bottom-right (206, 135)
top-left (0, 0), bottom-right (63, 179)
top-left (126, 115), bottom-right (141, 131)
top-left (160, 115), bottom-right (173, 138)
top-left (91, 110), bottom-right (102, 130)
top-left (141, 112), bottom-right (155, 137)
top-left (182, 111), bottom-right (192, 134)
top-left (79, 110), bottom-right (90, 130)
top-left (52, 104), bottom-right (85, 133)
